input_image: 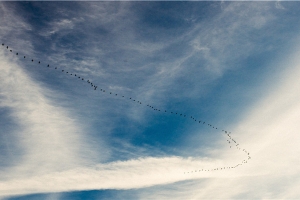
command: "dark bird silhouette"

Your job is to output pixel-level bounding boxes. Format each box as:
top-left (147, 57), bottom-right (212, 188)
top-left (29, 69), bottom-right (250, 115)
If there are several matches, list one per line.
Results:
top-left (6, 46), bottom-right (8, 49)
top-left (24, 56), bottom-right (25, 58)
top-left (66, 72), bottom-right (68, 73)
top-left (62, 70), bottom-right (64, 72)
top-left (10, 50), bottom-right (12, 52)
top-left (16, 53), bottom-right (18, 55)
top-left (82, 78), bottom-right (84, 80)
top-left (47, 64), bottom-right (49, 67)
top-left (55, 67), bottom-right (57, 69)
top-left (32, 59), bottom-right (34, 62)
top-left (1, 44), bottom-right (4, 46)
top-left (94, 86), bottom-right (97, 90)
top-left (75, 74), bottom-right (76, 76)
top-left (38, 61), bottom-right (40, 64)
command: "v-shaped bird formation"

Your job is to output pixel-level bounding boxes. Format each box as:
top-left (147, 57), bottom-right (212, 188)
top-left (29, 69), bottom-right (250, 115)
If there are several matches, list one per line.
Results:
top-left (1, 43), bottom-right (251, 174)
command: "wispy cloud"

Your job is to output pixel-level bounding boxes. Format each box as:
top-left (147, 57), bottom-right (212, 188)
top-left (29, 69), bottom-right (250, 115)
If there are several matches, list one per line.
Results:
top-left (0, 48), bottom-right (108, 181)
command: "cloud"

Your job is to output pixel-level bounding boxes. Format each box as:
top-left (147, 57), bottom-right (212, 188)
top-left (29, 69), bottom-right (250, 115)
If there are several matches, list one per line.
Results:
top-left (0, 48), bottom-right (108, 182)
top-left (126, 40), bottom-right (300, 200)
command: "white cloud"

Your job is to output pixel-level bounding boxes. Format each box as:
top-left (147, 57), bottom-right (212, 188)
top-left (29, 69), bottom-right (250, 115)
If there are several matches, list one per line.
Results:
top-left (131, 41), bottom-right (300, 199)
top-left (0, 49), bottom-right (107, 182)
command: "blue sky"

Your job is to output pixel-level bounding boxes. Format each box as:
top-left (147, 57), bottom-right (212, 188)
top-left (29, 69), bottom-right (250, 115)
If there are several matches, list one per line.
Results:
top-left (1, 1), bottom-right (300, 199)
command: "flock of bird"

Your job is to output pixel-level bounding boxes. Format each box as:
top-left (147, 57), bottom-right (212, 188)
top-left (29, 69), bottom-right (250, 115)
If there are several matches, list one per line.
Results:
top-left (1, 43), bottom-right (251, 174)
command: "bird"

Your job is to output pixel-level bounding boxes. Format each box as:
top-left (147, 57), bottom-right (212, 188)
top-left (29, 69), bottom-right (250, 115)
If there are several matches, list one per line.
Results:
top-left (75, 74), bottom-right (76, 76)
top-left (38, 61), bottom-right (40, 64)
top-left (62, 70), bottom-right (64, 72)
top-left (6, 46), bottom-right (8, 49)
top-left (32, 59), bottom-right (34, 62)
top-left (82, 78), bottom-right (84, 80)
top-left (94, 86), bottom-right (97, 90)
top-left (55, 67), bottom-right (57, 69)
top-left (16, 53), bottom-right (18, 55)
top-left (47, 64), bottom-right (49, 67)
top-left (24, 56), bottom-right (26, 58)
top-left (66, 72), bottom-right (68, 73)
top-left (10, 50), bottom-right (12, 52)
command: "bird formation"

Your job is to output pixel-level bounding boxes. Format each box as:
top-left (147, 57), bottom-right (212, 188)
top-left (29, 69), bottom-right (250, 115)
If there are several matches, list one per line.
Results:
top-left (1, 43), bottom-right (251, 174)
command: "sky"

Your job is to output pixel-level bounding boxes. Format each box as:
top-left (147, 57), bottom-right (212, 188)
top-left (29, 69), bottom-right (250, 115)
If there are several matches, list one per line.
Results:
top-left (1, 1), bottom-right (300, 199)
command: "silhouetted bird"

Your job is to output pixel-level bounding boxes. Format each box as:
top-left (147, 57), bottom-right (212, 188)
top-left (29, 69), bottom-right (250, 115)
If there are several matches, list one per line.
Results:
top-left (47, 64), bottom-right (49, 67)
top-left (38, 61), bottom-right (40, 64)
top-left (75, 74), bottom-right (76, 76)
top-left (55, 67), bottom-right (57, 69)
top-left (82, 78), bottom-right (84, 80)
top-left (24, 56), bottom-right (25, 58)
top-left (66, 72), bottom-right (68, 73)
top-left (6, 46), bottom-right (8, 49)
top-left (10, 50), bottom-right (12, 52)
top-left (32, 59), bottom-right (34, 62)
top-left (16, 53), bottom-right (18, 55)
top-left (62, 70), bottom-right (64, 72)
